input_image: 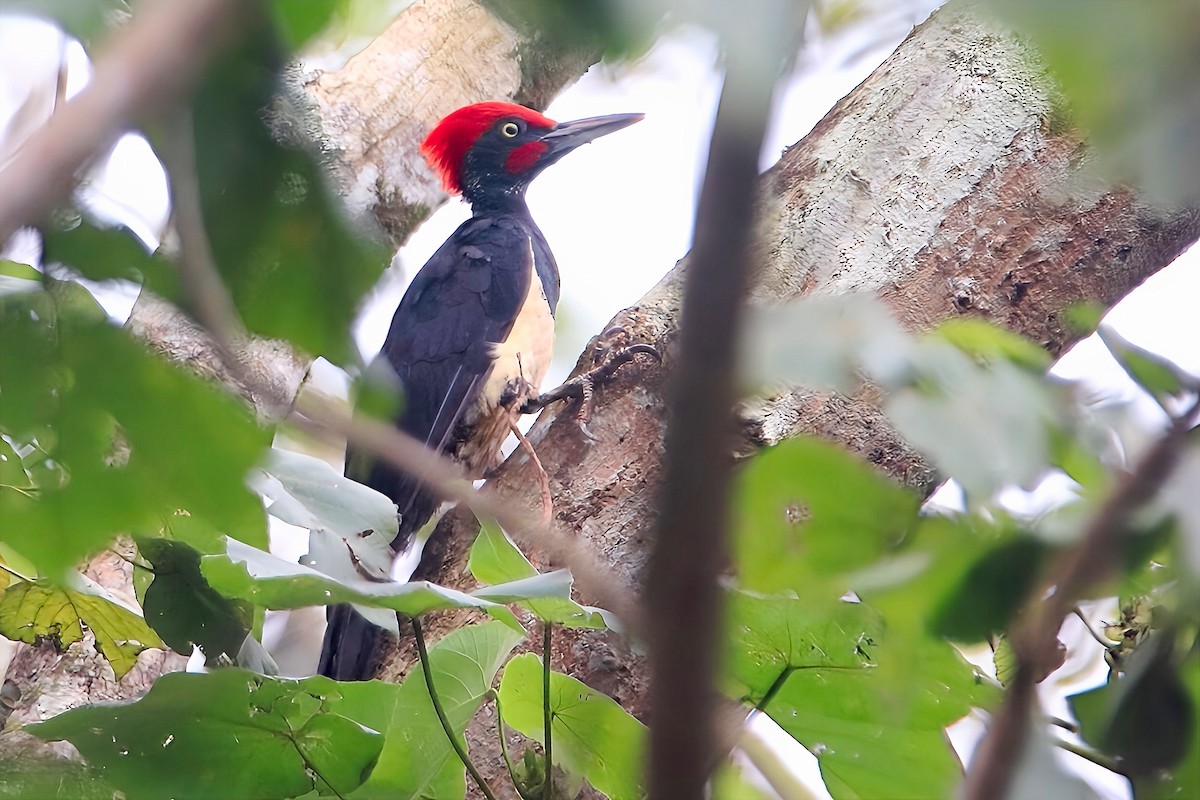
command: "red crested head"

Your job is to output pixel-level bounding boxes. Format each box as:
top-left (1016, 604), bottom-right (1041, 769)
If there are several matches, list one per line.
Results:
top-left (420, 102), bottom-right (556, 195)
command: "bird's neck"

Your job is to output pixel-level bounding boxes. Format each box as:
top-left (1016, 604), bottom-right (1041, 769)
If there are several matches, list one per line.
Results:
top-left (465, 186), bottom-right (532, 217)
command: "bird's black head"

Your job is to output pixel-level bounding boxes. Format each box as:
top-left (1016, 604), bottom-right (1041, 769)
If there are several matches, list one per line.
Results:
top-left (421, 102), bottom-right (643, 213)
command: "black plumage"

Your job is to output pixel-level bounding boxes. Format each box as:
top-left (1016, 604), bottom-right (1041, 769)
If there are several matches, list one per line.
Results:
top-left (318, 102), bottom-right (640, 681)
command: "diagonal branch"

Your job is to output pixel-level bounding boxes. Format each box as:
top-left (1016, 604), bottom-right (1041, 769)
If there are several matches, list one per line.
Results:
top-left (962, 395), bottom-right (1200, 800)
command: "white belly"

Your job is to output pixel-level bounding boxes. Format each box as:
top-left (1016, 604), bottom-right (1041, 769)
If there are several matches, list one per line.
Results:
top-left (483, 265), bottom-right (554, 407)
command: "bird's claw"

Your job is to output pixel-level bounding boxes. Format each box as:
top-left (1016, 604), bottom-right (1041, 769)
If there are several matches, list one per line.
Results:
top-left (521, 332), bottom-right (660, 442)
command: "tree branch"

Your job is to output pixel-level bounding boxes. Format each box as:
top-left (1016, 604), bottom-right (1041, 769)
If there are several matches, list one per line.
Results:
top-left (644, 39), bottom-right (784, 800)
top-left (962, 395), bottom-right (1200, 800)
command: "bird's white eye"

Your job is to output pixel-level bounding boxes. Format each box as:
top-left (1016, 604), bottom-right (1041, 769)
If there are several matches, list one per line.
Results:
top-left (500, 121), bottom-right (520, 138)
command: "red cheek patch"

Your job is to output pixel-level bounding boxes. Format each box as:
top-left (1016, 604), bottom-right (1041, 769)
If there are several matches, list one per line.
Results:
top-left (506, 141), bottom-right (548, 174)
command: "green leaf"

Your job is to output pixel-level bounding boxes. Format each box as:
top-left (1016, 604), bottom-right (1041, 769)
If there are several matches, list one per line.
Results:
top-left (928, 536), bottom-right (1049, 642)
top-left (1098, 326), bottom-right (1197, 409)
top-left (355, 620), bottom-right (525, 799)
top-left (254, 448), bottom-right (397, 580)
top-left (270, 0), bottom-right (346, 50)
top-left (0, 301), bottom-right (266, 578)
top-left (1068, 634), bottom-right (1195, 779)
top-left (0, 259), bottom-right (43, 296)
top-left (201, 538), bottom-right (523, 630)
top-left (887, 342), bottom-right (1063, 500)
top-left (935, 318), bottom-right (1052, 372)
top-left (723, 594), bottom-right (880, 705)
top-left (469, 517), bottom-right (538, 584)
top-left (183, 26), bottom-right (388, 363)
top-left (0, 760), bottom-right (118, 800)
top-left (136, 537), bottom-right (254, 662)
top-left (0, 574), bottom-right (163, 678)
top-left (733, 436), bottom-right (919, 597)
top-left (993, 635), bottom-right (1018, 688)
top-left (468, 519), bottom-right (608, 628)
top-left (741, 293), bottom-right (913, 393)
top-left (41, 220), bottom-right (177, 297)
top-left (724, 591), bottom-right (994, 800)
top-left (0, 541), bottom-right (38, 591)
top-left (499, 653), bottom-right (647, 800)
top-left (29, 669), bottom-right (390, 799)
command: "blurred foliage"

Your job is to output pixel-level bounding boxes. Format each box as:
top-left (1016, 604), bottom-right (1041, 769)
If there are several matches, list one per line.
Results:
top-left (169, 20), bottom-right (388, 365)
top-left (0, 0), bottom-right (128, 43)
top-left (984, 0), bottom-right (1200, 207)
top-left (484, 0), bottom-right (655, 61)
top-left (2, 2), bottom-right (1198, 799)
top-left (735, 292), bottom-right (1200, 798)
top-left (0, 293), bottom-right (266, 578)
top-left (269, 0), bottom-right (349, 51)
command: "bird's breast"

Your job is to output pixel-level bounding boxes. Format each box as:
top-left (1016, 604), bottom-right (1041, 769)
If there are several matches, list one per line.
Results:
top-left (482, 259), bottom-right (555, 408)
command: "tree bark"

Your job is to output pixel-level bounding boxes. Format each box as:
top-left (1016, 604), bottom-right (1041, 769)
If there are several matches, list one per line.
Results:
top-left (387, 4), bottom-right (1200, 796)
top-left (298, 0), bottom-right (599, 246)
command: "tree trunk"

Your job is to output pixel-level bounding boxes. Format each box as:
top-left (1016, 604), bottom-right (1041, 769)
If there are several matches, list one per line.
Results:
top-left (384, 4), bottom-right (1200, 796)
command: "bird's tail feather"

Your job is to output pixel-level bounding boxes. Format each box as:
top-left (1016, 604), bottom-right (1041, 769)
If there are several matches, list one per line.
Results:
top-left (317, 603), bottom-right (388, 681)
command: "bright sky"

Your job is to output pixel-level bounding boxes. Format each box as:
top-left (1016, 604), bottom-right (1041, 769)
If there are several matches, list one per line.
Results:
top-left (2, 5), bottom-right (1196, 798)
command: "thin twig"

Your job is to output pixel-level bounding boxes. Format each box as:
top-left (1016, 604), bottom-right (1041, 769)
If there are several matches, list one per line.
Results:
top-left (159, 107), bottom-right (247, 360)
top-left (411, 616), bottom-right (498, 800)
top-left (510, 419), bottom-right (553, 527)
top-left (963, 396), bottom-right (1200, 800)
top-left (1044, 714), bottom-right (1078, 734)
top-left (492, 692), bottom-right (523, 793)
top-left (1053, 737), bottom-right (1125, 776)
top-left (542, 622), bottom-right (553, 800)
top-left (1071, 607), bottom-right (1118, 650)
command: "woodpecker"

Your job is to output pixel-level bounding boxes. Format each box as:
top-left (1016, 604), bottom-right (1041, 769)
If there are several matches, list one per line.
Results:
top-left (318, 102), bottom-right (643, 680)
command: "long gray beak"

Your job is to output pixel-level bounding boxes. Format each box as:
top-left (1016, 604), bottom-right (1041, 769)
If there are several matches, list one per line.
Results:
top-left (541, 112), bottom-right (645, 156)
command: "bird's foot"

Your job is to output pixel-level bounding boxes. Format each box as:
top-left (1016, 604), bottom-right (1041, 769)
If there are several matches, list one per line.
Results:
top-left (520, 326), bottom-right (661, 441)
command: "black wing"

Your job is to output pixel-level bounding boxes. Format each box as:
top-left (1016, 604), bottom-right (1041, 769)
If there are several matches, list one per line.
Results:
top-left (321, 215), bottom-right (559, 681)
top-left (355, 214), bottom-right (554, 547)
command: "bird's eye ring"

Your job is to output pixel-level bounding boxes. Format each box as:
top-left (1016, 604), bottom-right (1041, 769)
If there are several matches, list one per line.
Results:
top-left (500, 121), bottom-right (521, 138)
